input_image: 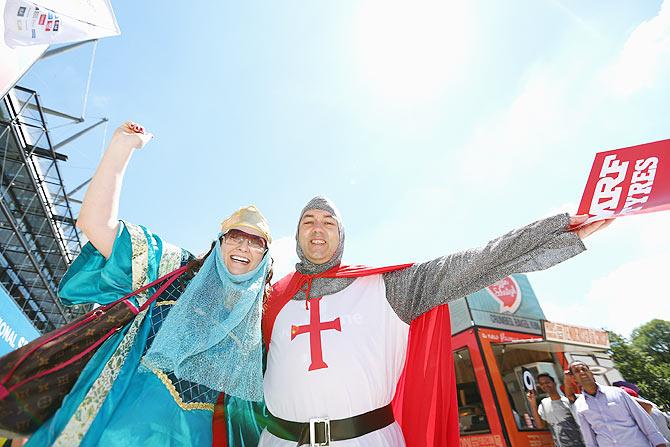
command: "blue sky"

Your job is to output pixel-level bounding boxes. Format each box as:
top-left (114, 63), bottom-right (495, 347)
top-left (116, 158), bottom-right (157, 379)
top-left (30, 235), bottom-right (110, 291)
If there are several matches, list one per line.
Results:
top-left (19, 0), bottom-right (670, 336)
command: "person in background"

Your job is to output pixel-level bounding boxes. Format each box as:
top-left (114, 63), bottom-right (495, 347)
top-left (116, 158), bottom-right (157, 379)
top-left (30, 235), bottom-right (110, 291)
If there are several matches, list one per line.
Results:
top-left (563, 368), bottom-right (581, 401)
top-left (570, 361), bottom-right (667, 447)
top-left (612, 380), bottom-right (641, 394)
top-left (619, 386), bottom-right (670, 443)
top-left (470, 406), bottom-right (488, 431)
top-left (527, 373), bottom-right (584, 447)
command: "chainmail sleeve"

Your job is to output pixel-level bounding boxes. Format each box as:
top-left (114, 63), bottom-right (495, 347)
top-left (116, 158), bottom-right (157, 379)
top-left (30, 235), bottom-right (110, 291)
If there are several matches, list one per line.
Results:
top-left (383, 213), bottom-right (586, 323)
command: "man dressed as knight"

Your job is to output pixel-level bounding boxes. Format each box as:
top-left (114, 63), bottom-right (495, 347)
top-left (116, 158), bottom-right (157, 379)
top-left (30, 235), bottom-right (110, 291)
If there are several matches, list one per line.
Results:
top-left (256, 196), bottom-right (609, 447)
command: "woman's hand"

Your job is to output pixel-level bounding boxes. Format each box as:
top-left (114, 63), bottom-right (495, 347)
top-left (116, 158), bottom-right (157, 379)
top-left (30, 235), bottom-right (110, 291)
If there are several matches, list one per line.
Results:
top-left (110, 121), bottom-right (153, 150)
top-left (77, 121), bottom-right (153, 258)
top-left (568, 214), bottom-right (614, 240)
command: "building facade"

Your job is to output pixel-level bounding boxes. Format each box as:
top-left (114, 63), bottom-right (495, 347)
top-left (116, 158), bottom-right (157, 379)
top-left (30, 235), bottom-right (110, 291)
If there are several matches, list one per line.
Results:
top-left (450, 274), bottom-right (622, 447)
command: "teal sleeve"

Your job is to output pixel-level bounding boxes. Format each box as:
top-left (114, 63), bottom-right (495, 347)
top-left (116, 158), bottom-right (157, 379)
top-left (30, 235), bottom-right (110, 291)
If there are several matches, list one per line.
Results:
top-left (58, 222), bottom-right (162, 306)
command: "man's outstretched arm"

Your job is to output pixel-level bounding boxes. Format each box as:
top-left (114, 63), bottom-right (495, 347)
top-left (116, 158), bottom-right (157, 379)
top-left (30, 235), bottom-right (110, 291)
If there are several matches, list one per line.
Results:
top-left (383, 213), bottom-right (604, 323)
top-left (620, 391), bottom-right (668, 446)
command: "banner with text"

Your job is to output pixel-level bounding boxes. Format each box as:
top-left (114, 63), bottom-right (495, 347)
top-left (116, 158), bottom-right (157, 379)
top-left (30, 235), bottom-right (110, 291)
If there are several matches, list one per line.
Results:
top-left (0, 286), bottom-right (40, 355)
top-left (578, 139), bottom-right (670, 222)
top-left (466, 274), bottom-right (546, 335)
top-left (1, 0), bottom-right (120, 97)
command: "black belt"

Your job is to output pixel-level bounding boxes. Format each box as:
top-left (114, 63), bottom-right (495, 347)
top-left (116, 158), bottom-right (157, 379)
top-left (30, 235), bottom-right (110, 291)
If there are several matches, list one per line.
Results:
top-left (266, 404), bottom-right (395, 446)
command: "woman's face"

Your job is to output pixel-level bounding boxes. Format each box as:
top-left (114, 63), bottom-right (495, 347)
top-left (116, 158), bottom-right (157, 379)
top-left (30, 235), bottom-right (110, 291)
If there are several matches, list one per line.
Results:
top-left (220, 226), bottom-right (267, 275)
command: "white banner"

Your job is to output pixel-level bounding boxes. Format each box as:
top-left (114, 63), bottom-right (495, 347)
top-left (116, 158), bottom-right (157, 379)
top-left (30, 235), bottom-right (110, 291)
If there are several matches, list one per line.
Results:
top-left (4, 0), bottom-right (119, 47)
top-left (1, 0), bottom-right (120, 98)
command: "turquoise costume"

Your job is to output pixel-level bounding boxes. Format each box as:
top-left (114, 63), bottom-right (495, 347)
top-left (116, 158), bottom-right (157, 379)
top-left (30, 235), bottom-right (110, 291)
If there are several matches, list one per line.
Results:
top-left (25, 222), bottom-right (265, 447)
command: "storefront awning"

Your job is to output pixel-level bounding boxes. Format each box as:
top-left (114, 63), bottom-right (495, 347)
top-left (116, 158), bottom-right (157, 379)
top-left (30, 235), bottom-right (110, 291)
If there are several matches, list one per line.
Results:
top-left (493, 339), bottom-right (608, 354)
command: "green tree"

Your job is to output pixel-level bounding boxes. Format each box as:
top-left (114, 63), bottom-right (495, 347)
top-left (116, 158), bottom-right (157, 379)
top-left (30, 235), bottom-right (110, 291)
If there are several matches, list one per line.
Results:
top-left (631, 319), bottom-right (670, 364)
top-left (608, 319), bottom-right (670, 411)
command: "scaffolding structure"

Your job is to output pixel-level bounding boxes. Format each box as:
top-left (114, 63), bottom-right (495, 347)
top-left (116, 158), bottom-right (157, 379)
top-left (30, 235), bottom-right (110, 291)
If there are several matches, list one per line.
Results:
top-left (0, 85), bottom-right (100, 333)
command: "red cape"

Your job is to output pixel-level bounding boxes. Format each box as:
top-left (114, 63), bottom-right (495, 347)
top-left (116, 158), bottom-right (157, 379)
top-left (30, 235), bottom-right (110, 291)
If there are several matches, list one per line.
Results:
top-left (261, 264), bottom-right (460, 447)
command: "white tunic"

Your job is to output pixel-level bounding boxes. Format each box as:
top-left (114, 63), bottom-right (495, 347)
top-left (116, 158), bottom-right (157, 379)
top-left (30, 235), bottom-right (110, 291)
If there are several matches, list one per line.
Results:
top-left (260, 275), bottom-right (409, 446)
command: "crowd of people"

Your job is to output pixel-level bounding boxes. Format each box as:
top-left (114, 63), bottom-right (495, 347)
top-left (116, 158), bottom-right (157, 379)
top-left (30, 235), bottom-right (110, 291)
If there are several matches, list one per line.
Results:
top-left (526, 362), bottom-right (670, 447)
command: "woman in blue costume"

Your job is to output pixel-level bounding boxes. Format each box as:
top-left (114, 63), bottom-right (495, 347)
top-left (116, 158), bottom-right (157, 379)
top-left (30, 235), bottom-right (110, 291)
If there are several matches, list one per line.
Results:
top-left (25, 122), bottom-right (269, 447)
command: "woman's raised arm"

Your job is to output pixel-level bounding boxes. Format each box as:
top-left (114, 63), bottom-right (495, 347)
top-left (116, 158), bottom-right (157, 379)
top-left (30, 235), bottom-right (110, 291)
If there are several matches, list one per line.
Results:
top-left (77, 122), bottom-right (152, 258)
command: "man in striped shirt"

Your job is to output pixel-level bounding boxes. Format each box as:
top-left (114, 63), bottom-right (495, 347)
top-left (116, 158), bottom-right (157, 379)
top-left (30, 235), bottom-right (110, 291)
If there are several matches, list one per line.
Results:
top-left (571, 361), bottom-right (667, 447)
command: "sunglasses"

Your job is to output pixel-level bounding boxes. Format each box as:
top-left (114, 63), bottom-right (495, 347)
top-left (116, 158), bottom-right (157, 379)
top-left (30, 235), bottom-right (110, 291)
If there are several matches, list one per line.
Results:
top-left (222, 229), bottom-right (267, 253)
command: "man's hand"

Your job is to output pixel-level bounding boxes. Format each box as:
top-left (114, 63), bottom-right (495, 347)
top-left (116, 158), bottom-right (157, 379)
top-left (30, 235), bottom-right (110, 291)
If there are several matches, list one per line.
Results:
top-left (563, 370), bottom-right (580, 402)
top-left (526, 389), bottom-right (537, 405)
top-left (568, 215), bottom-right (614, 240)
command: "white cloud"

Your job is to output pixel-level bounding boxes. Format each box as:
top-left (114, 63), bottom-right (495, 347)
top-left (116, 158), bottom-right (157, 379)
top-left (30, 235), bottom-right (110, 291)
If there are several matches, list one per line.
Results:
top-left (91, 94), bottom-right (111, 109)
top-left (636, 212), bottom-right (670, 252)
top-left (456, 0), bottom-right (670, 189)
top-left (601, 0), bottom-right (670, 97)
top-left (269, 236), bottom-right (298, 281)
top-left (541, 212), bottom-right (670, 337)
top-left (457, 73), bottom-right (570, 186)
top-left (583, 252), bottom-right (670, 336)
top-left (541, 202), bottom-right (580, 218)
top-left (589, 212), bottom-right (670, 257)
top-left (541, 253), bottom-right (670, 337)
top-left (352, 0), bottom-right (472, 104)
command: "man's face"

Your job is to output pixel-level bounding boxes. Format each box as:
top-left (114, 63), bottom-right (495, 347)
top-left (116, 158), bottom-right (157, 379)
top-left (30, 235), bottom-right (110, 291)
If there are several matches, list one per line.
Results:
top-left (569, 362), bottom-right (595, 387)
top-left (537, 377), bottom-right (556, 394)
top-left (298, 209), bottom-right (340, 264)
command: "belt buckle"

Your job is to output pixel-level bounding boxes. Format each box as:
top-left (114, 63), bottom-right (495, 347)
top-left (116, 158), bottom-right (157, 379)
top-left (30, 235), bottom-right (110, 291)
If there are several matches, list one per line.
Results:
top-left (309, 417), bottom-right (330, 447)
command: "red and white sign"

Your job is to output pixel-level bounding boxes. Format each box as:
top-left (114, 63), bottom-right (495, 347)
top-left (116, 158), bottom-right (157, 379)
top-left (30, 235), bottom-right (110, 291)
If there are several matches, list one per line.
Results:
top-left (479, 331), bottom-right (541, 344)
top-left (578, 139), bottom-right (670, 222)
top-left (544, 321), bottom-right (610, 349)
top-left (460, 434), bottom-right (505, 447)
top-left (486, 276), bottom-right (522, 314)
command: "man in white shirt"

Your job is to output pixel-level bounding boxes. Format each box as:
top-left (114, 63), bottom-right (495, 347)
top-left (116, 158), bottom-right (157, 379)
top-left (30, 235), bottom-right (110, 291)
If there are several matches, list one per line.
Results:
top-left (527, 373), bottom-right (585, 447)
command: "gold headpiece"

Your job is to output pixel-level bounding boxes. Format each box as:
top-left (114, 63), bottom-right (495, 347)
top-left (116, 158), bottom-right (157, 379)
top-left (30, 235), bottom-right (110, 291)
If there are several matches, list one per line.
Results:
top-left (220, 205), bottom-right (272, 244)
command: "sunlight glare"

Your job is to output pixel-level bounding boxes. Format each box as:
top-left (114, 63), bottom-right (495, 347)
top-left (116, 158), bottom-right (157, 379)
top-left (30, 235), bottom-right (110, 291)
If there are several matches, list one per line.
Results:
top-left (352, 0), bottom-right (472, 103)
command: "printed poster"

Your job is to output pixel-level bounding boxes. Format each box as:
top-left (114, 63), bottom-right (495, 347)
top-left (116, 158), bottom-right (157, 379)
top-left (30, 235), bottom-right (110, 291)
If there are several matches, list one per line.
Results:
top-left (578, 139), bottom-right (670, 222)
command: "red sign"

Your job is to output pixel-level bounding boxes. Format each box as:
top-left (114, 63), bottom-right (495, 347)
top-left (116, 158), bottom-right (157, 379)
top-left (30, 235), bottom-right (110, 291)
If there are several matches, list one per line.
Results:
top-left (544, 321), bottom-right (610, 348)
top-left (578, 139), bottom-right (670, 221)
top-left (486, 276), bottom-right (522, 314)
top-left (479, 330), bottom-right (542, 344)
top-left (460, 434), bottom-right (505, 447)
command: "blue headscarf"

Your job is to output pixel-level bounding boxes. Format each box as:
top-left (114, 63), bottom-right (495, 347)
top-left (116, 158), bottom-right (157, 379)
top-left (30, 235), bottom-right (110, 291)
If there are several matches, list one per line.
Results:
top-left (143, 238), bottom-right (269, 401)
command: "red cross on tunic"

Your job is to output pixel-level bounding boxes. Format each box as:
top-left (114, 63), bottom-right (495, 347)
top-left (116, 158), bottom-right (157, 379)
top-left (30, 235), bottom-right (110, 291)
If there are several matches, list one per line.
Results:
top-left (290, 297), bottom-right (341, 371)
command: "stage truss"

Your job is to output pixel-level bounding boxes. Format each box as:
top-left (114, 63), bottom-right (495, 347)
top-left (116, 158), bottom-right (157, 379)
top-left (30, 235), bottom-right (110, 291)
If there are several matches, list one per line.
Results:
top-left (0, 86), bottom-right (94, 333)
